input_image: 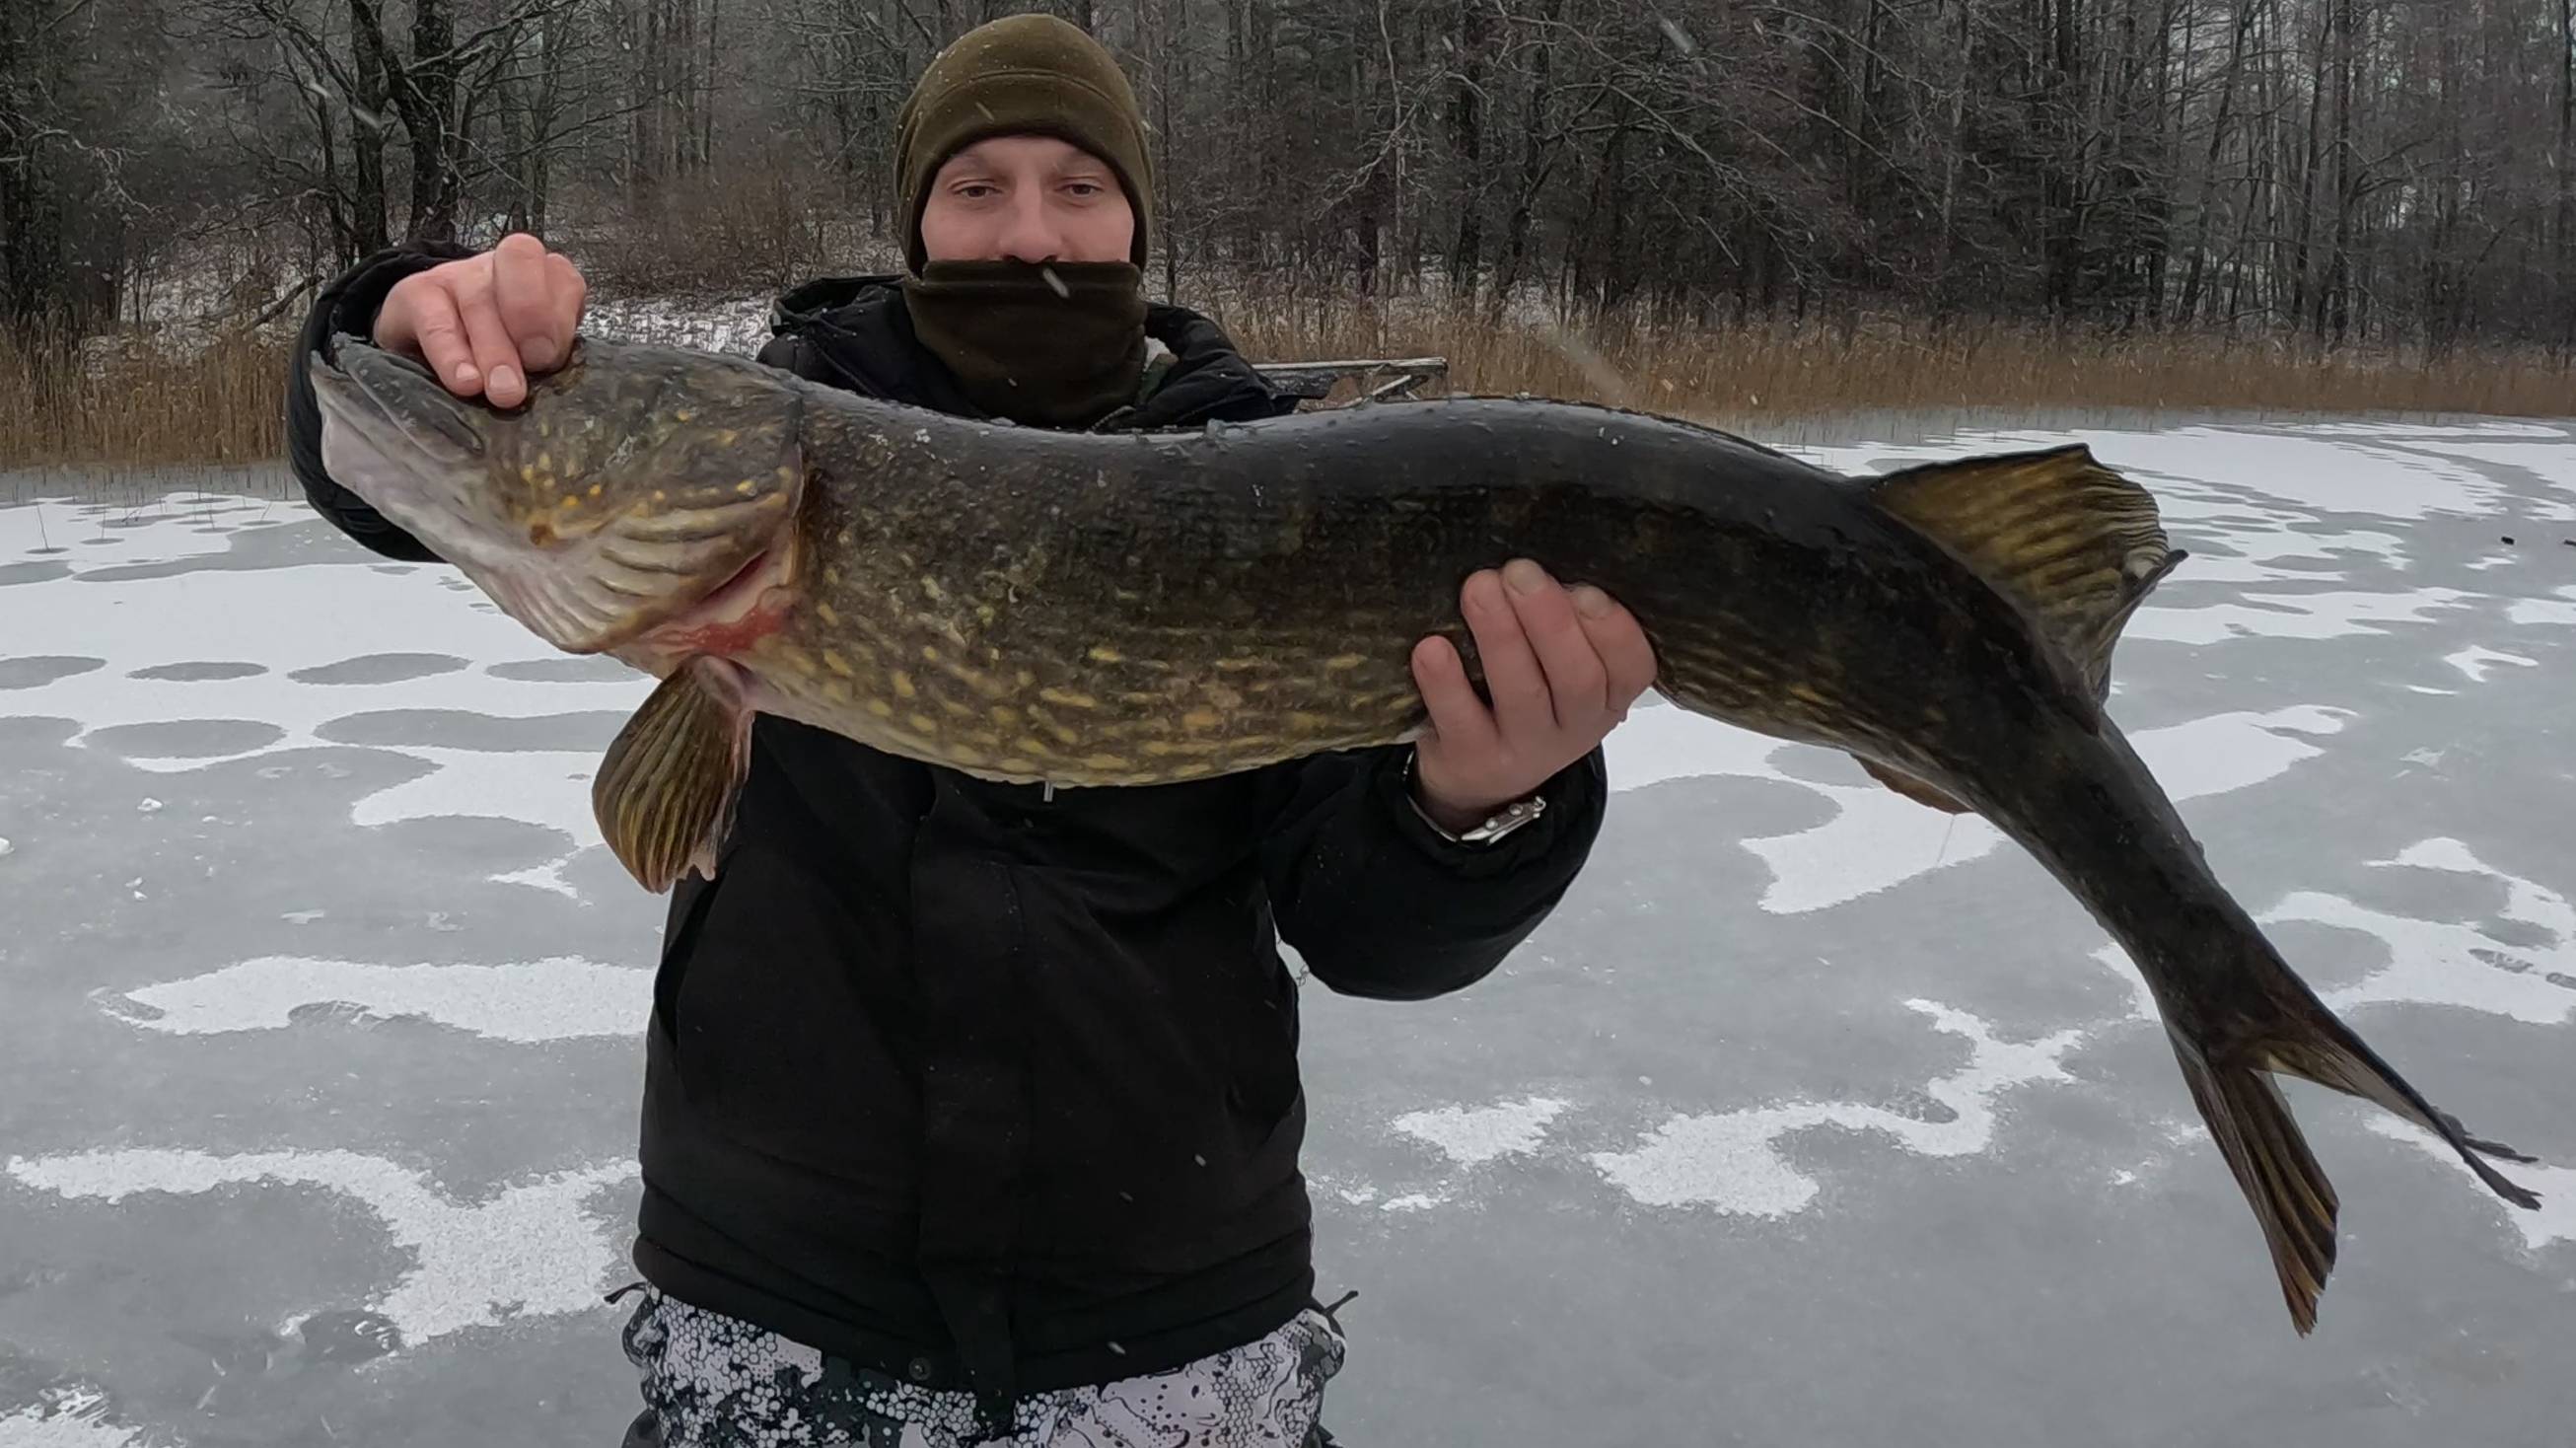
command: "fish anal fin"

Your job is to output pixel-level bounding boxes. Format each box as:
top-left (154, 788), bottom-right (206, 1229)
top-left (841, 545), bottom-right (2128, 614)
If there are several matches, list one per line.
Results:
top-left (1854, 756), bottom-right (1971, 814)
top-left (593, 657), bottom-right (752, 894)
top-left (1872, 444), bottom-right (2183, 713)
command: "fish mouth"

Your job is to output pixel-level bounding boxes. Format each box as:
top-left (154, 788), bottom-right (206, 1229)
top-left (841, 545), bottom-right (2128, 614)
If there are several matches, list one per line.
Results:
top-left (311, 345), bottom-right (489, 471)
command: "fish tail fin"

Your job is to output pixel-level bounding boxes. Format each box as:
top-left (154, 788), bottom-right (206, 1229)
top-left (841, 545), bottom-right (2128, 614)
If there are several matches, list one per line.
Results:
top-left (2167, 977), bottom-right (2542, 1334)
top-left (2166, 1037), bottom-right (2341, 1335)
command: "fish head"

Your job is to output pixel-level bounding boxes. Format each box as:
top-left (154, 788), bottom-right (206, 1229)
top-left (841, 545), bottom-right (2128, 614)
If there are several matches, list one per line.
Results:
top-left (311, 336), bottom-right (807, 654)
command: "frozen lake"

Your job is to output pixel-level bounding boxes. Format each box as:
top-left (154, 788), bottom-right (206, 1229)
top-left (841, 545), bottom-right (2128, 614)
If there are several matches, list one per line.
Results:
top-left (3, 416), bottom-right (2572, 1446)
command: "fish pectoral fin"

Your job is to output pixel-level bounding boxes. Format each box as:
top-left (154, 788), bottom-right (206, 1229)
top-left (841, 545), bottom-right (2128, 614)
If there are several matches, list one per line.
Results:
top-left (593, 657), bottom-right (751, 894)
top-left (1853, 756), bottom-right (1971, 814)
top-left (1871, 444), bottom-right (2183, 714)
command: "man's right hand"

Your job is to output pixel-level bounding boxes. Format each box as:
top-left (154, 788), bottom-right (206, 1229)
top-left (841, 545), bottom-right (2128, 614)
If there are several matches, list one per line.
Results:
top-left (374, 232), bottom-right (588, 408)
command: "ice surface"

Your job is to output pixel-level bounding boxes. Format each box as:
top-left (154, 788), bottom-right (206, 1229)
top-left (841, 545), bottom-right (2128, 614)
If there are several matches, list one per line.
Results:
top-left (5, 412), bottom-right (2574, 1445)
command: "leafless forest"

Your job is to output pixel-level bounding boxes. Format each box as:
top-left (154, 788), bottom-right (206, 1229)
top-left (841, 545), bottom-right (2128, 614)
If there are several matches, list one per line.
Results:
top-left (4, 0), bottom-right (2574, 467)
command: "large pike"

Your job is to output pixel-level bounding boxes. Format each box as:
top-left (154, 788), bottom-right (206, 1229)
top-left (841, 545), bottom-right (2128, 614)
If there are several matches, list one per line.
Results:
top-left (310, 335), bottom-right (2540, 1333)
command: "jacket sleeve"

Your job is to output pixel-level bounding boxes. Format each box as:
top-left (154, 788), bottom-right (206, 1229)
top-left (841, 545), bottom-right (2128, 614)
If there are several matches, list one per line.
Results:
top-left (1254, 743), bottom-right (1609, 1001)
top-left (283, 241), bottom-right (480, 562)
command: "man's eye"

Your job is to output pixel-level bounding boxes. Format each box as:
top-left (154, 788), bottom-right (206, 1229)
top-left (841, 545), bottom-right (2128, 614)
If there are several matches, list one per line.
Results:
top-left (1064, 181), bottom-right (1104, 198)
top-left (954, 182), bottom-right (998, 199)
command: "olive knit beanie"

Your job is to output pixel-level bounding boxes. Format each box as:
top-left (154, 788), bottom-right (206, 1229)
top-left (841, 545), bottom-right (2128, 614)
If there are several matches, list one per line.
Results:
top-left (894, 13), bottom-right (1155, 272)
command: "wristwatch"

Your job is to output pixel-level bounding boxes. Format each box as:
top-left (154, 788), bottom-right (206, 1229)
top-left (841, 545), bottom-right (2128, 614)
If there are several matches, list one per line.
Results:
top-left (1402, 749), bottom-right (1547, 846)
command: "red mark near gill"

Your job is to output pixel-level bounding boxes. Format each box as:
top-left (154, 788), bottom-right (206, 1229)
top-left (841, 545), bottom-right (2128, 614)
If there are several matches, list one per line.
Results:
top-left (655, 549), bottom-right (791, 658)
top-left (661, 603), bottom-right (787, 658)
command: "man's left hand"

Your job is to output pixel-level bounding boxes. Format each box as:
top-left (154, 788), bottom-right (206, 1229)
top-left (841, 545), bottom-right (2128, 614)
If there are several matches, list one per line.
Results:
top-left (1408, 558), bottom-right (1658, 834)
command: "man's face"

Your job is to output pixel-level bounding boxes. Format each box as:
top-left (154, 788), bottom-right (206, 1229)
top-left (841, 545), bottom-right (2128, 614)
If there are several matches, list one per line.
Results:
top-left (917, 134), bottom-right (1136, 266)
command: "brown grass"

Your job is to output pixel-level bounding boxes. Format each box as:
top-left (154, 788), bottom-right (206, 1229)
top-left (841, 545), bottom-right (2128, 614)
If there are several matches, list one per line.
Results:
top-left (1213, 295), bottom-right (2576, 429)
top-left (1, 326), bottom-right (291, 472)
top-left (6, 297), bottom-right (2570, 477)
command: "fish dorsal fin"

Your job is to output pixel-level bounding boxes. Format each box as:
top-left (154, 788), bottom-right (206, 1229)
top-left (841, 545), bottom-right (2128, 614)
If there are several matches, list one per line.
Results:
top-left (1872, 443), bottom-right (2184, 711)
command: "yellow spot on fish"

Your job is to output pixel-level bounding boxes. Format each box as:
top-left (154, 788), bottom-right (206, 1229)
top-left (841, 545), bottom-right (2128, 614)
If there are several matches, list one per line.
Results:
top-left (1288, 712), bottom-right (1333, 734)
top-left (674, 408), bottom-right (694, 423)
top-left (1016, 670), bottom-right (1037, 688)
top-left (824, 567), bottom-right (841, 585)
top-left (1039, 688), bottom-right (1097, 709)
top-left (823, 651), bottom-right (855, 678)
top-left (909, 713), bottom-right (940, 734)
top-left (921, 576), bottom-right (947, 602)
top-left (1048, 723), bottom-right (1081, 746)
top-left (997, 757), bottom-right (1038, 773)
top-left (921, 645), bottom-right (941, 662)
top-left (990, 705), bottom-right (1020, 725)
top-left (653, 490), bottom-right (669, 504)
top-left (1324, 653), bottom-right (1366, 671)
top-left (736, 479), bottom-right (757, 496)
top-left (1082, 753), bottom-right (1129, 771)
top-left (893, 672), bottom-right (917, 698)
top-left (1088, 645), bottom-right (1123, 664)
top-left (940, 697), bottom-right (973, 718)
top-left (948, 744), bottom-right (986, 766)
top-left (823, 681), bottom-right (850, 703)
top-left (818, 603), bottom-right (840, 625)
top-left (1182, 709), bottom-right (1222, 731)
top-left (715, 428), bottom-right (738, 446)
top-left (867, 699), bottom-right (894, 717)
top-left (537, 452), bottom-right (553, 471)
top-left (1214, 657), bottom-right (1262, 672)
top-left (1013, 735), bottom-right (1054, 758)
top-left (975, 604), bottom-right (997, 624)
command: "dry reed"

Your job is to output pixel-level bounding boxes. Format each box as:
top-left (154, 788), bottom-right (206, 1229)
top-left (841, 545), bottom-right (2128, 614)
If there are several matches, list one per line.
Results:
top-left (7, 296), bottom-right (2569, 478)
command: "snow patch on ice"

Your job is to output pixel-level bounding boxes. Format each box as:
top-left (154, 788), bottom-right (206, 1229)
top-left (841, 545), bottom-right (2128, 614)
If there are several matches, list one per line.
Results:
top-left (2444, 646), bottom-right (2539, 683)
top-left (1786, 424), bottom-right (2525, 522)
top-left (2267, 837), bottom-right (2576, 1028)
top-left (101, 955), bottom-right (650, 1042)
top-left (2128, 587), bottom-right (2477, 645)
top-left (1588, 1001), bottom-right (2082, 1215)
top-left (0, 1389), bottom-right (155, 1448)
top-left (3, 1148), bottom-right (634, 1350)
top-left (1391, 1095), bottom-right (1570, 1168)
top-left (2506, 586), bottom-right (2576, 627)
top-left (1605, 702), bottom-right (2350, 914)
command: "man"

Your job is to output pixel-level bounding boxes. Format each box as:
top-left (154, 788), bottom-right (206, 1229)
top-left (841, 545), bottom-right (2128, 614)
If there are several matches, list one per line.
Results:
top-left (283, 15), bottom-right (1655, 1445)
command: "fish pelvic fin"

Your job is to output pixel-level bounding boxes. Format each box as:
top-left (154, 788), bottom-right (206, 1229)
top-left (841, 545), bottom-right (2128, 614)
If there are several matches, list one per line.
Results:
top-left (593, 656), bottom-right (752, 893)
top-left (1872, 444), bottom-right (2183, 720)
top-left (1854, 757), bottom-right (1971, 813)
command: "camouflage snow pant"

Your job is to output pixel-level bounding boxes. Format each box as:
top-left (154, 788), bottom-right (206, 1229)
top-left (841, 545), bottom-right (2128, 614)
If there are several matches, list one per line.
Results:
top-left (612, 1285), bottom-right (1347, 1448)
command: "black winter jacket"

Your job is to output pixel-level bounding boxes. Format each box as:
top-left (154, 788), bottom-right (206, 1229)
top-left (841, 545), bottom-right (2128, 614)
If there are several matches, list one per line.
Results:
top-left (283, 246), bottom-right (1610, 1423)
